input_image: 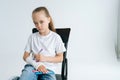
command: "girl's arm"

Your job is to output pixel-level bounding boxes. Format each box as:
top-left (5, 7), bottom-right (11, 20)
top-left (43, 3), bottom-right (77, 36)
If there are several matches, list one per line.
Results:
top-left (23, 51), bottom-right (30, 61)
top-left (35, 53), bottom-right (63, 63)
top-left (23, 51), bottom-right (48, 73)
top-left (23, 51), bottom-right (39, 69)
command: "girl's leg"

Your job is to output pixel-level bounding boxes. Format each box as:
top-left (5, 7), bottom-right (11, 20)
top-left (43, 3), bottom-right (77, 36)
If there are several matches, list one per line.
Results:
top-left (19, 64), bottom-right (38, 80)
top-left (38, 70), bottom-right (56, 80)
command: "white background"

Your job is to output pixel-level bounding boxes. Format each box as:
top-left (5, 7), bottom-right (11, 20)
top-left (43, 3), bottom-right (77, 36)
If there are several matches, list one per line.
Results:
top-left (0, 0), bottom-right (120, 80)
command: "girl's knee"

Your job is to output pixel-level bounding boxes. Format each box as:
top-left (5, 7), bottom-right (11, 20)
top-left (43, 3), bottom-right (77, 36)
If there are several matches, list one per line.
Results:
top-left (19, 65), bottom-right (37, 80)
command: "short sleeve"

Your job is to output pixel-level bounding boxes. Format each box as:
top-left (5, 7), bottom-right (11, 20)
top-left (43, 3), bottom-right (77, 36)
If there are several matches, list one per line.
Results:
top-left (55, 35), bottom-right (66, 53)
top-left (24, 34), bottom-right (32, 53)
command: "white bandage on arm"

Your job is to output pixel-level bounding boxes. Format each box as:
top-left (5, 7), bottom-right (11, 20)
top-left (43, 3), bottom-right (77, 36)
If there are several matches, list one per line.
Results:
top-left (25, 56), bottom-right (44, 70)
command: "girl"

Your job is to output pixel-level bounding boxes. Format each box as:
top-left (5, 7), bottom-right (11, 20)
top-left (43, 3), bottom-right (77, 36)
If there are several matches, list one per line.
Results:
top-left (19, 7), bottom-right (66, 80)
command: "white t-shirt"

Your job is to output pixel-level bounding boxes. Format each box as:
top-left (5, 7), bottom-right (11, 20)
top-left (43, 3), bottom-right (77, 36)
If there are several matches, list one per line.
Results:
top-left (24, 30), bottom-right (66, 73)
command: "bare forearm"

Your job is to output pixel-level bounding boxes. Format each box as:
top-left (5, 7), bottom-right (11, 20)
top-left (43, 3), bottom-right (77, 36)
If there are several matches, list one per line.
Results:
top-left (35, 53), bottom-right (63, 63)
top-left (23, 51), bottom-right (30, 61)
top-left (45, 55), bottom-right (63, 63)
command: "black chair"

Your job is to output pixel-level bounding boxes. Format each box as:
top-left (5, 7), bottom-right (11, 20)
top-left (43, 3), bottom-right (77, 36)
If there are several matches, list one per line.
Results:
top-left (32, 28), bottom-right (71, 80)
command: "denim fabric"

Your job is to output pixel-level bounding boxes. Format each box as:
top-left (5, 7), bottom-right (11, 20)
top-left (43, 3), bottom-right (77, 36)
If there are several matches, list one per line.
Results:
top-left (19, 64), bottom-right (56, 80)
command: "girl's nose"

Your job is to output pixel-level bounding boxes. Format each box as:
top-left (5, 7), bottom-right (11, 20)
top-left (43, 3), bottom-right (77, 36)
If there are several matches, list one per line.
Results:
top-left (37, 23), bottom-right (41, 27)
top-left (36, 23), bottom-right (42, 29)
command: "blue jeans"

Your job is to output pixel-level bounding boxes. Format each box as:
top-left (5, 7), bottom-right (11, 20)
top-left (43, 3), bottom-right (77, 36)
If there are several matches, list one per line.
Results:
top-left (19, 64), bottom-right (56, 80)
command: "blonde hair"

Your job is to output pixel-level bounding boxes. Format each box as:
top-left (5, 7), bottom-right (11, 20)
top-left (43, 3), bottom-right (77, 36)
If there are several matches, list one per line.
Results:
top-left (32, 7), bottom-right (56, 32)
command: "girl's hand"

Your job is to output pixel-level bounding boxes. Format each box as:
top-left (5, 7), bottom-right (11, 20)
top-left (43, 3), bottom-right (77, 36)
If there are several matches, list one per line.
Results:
top-left (37, 65), bottom-right (48, 74)
top-left (34, 54), bottom-right (46, 62)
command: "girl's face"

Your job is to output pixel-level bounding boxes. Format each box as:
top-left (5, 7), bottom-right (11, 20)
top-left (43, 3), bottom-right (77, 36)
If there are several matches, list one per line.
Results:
top-left (32, 11), bottom-right (50, 35)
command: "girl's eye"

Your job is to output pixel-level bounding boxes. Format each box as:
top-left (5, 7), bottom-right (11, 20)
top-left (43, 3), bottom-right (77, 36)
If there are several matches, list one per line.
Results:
top-left (34, 23), bottom-right (38, 25)
top-left (40, 21), bottom-right (43, 24)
